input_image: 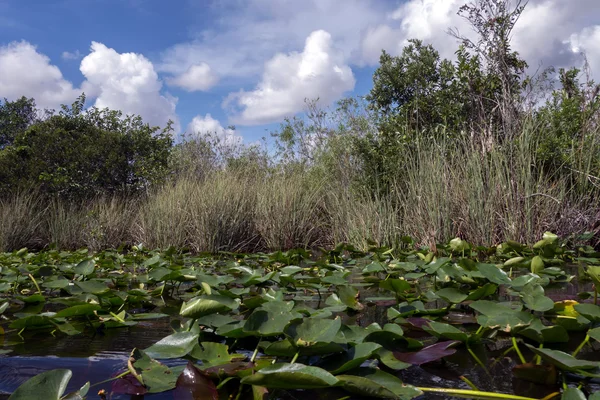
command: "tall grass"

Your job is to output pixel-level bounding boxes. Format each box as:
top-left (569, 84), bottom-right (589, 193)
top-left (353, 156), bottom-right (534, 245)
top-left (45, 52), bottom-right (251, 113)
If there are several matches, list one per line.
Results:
top-left (0, 123), bottom-right (598, 253)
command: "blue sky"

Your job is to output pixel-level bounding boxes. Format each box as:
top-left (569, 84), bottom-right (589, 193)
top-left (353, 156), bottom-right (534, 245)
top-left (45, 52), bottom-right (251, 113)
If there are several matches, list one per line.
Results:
top-left (1, 0), bottom-right (599, 144)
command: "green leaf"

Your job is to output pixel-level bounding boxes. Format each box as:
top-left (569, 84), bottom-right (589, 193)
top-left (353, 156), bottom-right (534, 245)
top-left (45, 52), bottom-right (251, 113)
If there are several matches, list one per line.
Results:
top-left (179, 295), bottom-right (239, 319)
top-left (144, 332), bottom-right (199, 359)
top-left (285, 317), bottom-right (341, 346)
top-left (574, 303), bottom-right (600, 323)
top-left (531, 256), bottom-right (545, 274)
top-left (423, 321), bottom-right (468, 342)
top-left (588, 327), bottom-right (600, 342)
top-left (74, 259), bottom-right (95, 276)
top-left (526, 345), bottom-right (600, 371)
top-left (435, 287), bottom-right (467, 304)
top-left (477, 263), bottom-right (511, 285)
top-left (9, 369), bottom-right (71, 400)
top-left (465, 283), bottom-right (498, 301)
top-left (243, 301), bottom-right (300, 336)
top-left (379, 279), bottom-right (411, 296)
top-left (55, 304), bottom-right (101, 318)
top-left (74, 280), bottom-right (109, 295)
top-left (241, 363), bottom-right (338, 389)
top-left (337, 368), bottom-right (422, 400)
top-left (318, 342), bottom-right (382, 374)
top-left (561, 388), bottom-right (587, 400)
top-left (128, 348), bottom-right (178, 393)
top-left (189, 342), bottom-right (244, 368)
top-left (520, 284), bottom-right (554, 312)
top-left (517, 319), bottom-right (569, 343)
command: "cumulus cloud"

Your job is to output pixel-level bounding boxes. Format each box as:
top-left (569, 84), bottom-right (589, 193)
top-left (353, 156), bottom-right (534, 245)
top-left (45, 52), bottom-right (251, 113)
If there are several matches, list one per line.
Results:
top-left (567, 26), bottom-right (600, 73)
top-left (225, 30), bottom-right (355, 125)
top-left (187, 113), bottom-right (242, 145)
top-left (80, 42), bottom-right (179, 130)
top-left (167, 62), bottom-right (218, 91)
top-left (0, 41), bottom-right (79, 110)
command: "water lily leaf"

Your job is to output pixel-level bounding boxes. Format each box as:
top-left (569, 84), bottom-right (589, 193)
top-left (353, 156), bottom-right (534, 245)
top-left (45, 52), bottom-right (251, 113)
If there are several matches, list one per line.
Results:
top-left (394, 341), bottom-right (460, 365)
top-left (379, 279), bottom-right (411, 297)
top-left (465, 283), bottom-right (498, 301)
top-left (74, 259), bottom-right (95, 276)
top-left (516, 319), bottom-right (569, 343)
top-left (588, 327), bottom-right (600, 342)
top-left (190, 342), bottom-right (244, 367)
top-left (18, 294), bottom-right (45, 304)
top-left (144, 332), bottom-right (199, 359)
top-left (477, 263), bottom-right (511, 285)
top-left (9, 315), bottom-right (54, 330)
top-left (526, 345), bottom-right (600, 371)
top-left (180, 295), bottom-right (239, 319)
top-left (319, 342), bottom-right (382, 374)
top-left (244, 301), bottom-right (300, 336)
top-left (574, 303), bottom-right (600, 322)
top-left (285, 317), bottom-right (341, 346)
top-left (521, 284), bottom-right (554, 312)
top-left (337, 285), bottom-right (364, 311)
top-left (470, 300), bottom-right (534, 331)
top-left (173, 361), bottom-right (218, 400)
top-left (74, 280), bottom-right (109, 295)
top-left (504, 256), bottom-right (525, 267)
top-left (55, 304), bottom-right (101, 318)
top-left (337, 367), bottom-right (422, 400)
top-left (531, 256), bottom-right (545, 274)
top-left (241, 363), bottom-right (338, 389)
top-left (8, 369), bottom-right (71, 400)
top-left (435, 287), bottom-right (467, 304)
top-left (561, 387), bottom-right (587, 400)
top-left (423, 321), bottom-right (468, 342)
top-left (128, 348), bottom-right (178, 393)
top-left (112, 373), bottom-right (148, 395)
top-left (376, 348), bottom-right (412, 370)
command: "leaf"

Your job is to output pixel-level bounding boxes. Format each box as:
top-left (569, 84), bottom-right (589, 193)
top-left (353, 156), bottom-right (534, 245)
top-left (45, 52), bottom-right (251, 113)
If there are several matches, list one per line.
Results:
top-left (477, 263), bottom-right (511, 285)
top-left (520, 284), bottom-right (554, 312)
top-left (285, 317), bottom-right (341, 346)
top-left (516, 319), bottom-right (569, 343)
top-left (435, 287), bottom-right (467, 304)
top-left (337, 368), bottom-right (422, 400)
top-left (574, 303), bottom-right (600, 322)
top-left (393, 341), bottom-right (460, 365)
top-left (173, 361), bottom-right (218, 400)
top-left (319, 342), bottom-right (382, 374)
top-left (376, 348), bottom-right (412, 370)
top-left (337, 285), bottom-right (364, 311)
top-left (8, 369), bottom-right (71, 400)
top-left (128, 348), bottom-right (178, 393)
top-left (588, 327), bottom-right (600, 342)
top-left (74, 280), bottom-right (109, 295)
top-left (180, 295), bottom-right (239, 319)
top-left (465, 283), bottom-right (498, 301)
top-left (561, 388), bottom-right (587, 400)
top-left (190, 342), bottom-right (244, 368)
top-left (55, 304), bottom-right (101, 318)
top-left (423, 321), bottom-right (468, 342)
top-left (526, 345), bottom-right (600, 371)
top-left (243, 301), bottom-right (300, 336)
top-left (74, 259), bottom-right (95, 276)
top-left (144, 332), bottom-right (199, 359)
top-left (241, 363), bottom-right (338, 389)
top-left (531, 256), bottom-right (545, 274)
top-left (112, 374), bottom-right (148, 395)
top-left (379, 279), bottom-right (411, 296)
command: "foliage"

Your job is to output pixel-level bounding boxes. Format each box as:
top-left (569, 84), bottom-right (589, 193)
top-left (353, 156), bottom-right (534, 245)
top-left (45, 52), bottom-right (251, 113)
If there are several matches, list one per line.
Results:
top-left (0, 94), bottom-right (173, 199)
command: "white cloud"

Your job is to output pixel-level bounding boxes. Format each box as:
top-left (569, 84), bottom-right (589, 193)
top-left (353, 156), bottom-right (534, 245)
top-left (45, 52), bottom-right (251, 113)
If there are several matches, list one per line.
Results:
top-left (0, 41), bottom-right (79, 110)
top-left (567, 26), bottom-right (600, 74)
top-left (225, 30), bottom-right (355, 125)
top-left (187, 113), bottom-right (242, 145)
top-left (61, 50), bottom-right (82, 61)
top-left (167, 62), bottom-right (218, 91)
top-left (80, 42), bottom-right (179, 130)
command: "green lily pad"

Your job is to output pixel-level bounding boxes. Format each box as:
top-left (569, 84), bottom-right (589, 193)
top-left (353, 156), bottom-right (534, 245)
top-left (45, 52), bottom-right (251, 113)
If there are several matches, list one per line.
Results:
top-left (319, 342), bottom-right (382, 374)
top-left (337, 367), bottom-right (422, 400)
top-left (190, 342), bottom-right (245, 368)
top-left (8, 369), bottom-right (72, 400)
top-left (128, 348), bottom-right (178, 393)
top-left (423, 321), bottom-right (468, 342)
top-left (435, 287), bottom-right (467, 304)
top-left (477, 263), bottom-right (511, 285)
top-left (241, 363), bottom-right (338, 389)
top-left (180, 295), bottom-right (239, 319)
top-left (74, 259), bottom-right (95, 276)
top-left (285, 317), bottom-right (341, 347)
top-left (574, 303), bottom-right (600, 322)
top-left (526, 345), bottom-right (600, 371)
top-left (55, 304), bottom-right (101, 318)
top-left (144, 332), bottom-right (199, 359)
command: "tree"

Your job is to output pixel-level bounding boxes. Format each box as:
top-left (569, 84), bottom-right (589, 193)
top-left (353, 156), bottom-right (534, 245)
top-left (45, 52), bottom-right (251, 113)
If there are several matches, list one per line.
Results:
top-left (0, 97), bottom-right (40, 149)
top-left (0, 95), bottom-right (173, 199)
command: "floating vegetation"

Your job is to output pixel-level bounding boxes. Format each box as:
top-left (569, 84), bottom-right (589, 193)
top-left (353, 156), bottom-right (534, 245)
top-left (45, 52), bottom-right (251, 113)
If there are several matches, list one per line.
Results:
top-left (0, 234), bottom-right (599, 399)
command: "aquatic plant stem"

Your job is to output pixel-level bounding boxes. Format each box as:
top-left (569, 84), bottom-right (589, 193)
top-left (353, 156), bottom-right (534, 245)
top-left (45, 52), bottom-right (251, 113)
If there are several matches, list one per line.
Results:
top-left (459, 375), bottom-right (479, 391)
top-left (90, 370), bottom-right (131, 388)
top-left (28, 274), bottom-right (42, 295)
top-left (250, 342), bottom-right (260, 363)
top-left (571, 334), bottom-right (590, 357)
top-left (511, 337), bottom-right (526, 364)
top-left (290, 352), bottom-right (299, 364)
top-left (417, 387), bottom-right (559, 400)
top-left (466, 343), bottom-right (489, 374)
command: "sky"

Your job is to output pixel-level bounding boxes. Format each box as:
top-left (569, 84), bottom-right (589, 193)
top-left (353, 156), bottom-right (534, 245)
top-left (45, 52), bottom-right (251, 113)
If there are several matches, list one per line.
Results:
top-left (1, 0), bottom-right (599, 144)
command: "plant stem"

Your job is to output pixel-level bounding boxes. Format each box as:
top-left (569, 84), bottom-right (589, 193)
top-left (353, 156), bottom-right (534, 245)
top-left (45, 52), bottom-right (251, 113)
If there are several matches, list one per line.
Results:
top-left (250, 343), bottom-right (260, 363)
top-left (28, 274), bottom-right (42, 295)
top-left (459, 375), bottom-right (479, 391)
top-left (290, 352), bottom-right (299, 364)
top-left (512, 337), bottom-right (526, 364)
top-left (90, 370), bottom-right (131, 388)
top-left (572, 334), bottom-right (589, 357)
top-left (417, 387), bottom-right (558, 400)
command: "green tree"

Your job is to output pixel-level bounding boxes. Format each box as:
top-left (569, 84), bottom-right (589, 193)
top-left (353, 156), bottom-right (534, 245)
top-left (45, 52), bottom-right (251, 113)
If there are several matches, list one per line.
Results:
top-left (0, 95), bottom-right (173, 199)
top-left (0, 97), bottom-right (40, 149)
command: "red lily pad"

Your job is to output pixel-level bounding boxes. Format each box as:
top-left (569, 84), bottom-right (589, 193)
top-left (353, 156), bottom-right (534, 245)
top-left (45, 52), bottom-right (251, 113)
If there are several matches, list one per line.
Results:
top-left (393, 340), bottom-right (460, 365)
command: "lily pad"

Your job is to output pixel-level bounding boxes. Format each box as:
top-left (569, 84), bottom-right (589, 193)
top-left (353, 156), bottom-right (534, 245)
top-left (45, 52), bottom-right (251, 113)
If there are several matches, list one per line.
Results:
top-left (8, 369), bottom-right (72, 400)
top-left (337, 367), bottom-right (422, 400)
top-left (241, 363), bottom-right (339, 389)
top-left (144, 332), bottom-right (199, 359)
